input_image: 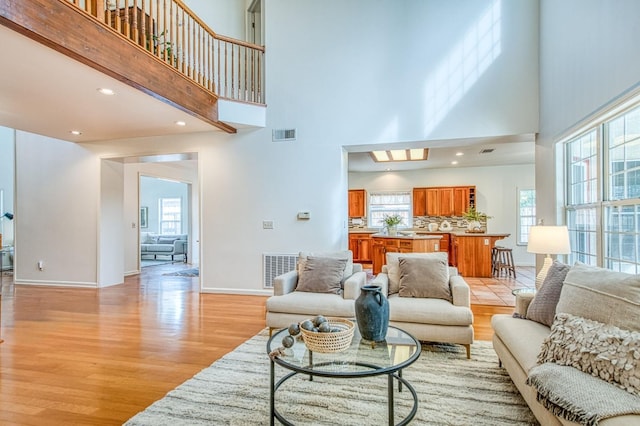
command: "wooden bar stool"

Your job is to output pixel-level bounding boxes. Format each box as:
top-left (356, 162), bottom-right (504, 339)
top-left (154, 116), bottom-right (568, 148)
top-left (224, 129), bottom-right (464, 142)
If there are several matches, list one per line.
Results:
top-left (493, 247), bottom-right (516, 278)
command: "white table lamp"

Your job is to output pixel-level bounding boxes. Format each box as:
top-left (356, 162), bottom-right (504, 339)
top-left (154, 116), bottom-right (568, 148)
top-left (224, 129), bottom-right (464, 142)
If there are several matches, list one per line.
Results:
top-left (527, 225), bottom-right (571, 290)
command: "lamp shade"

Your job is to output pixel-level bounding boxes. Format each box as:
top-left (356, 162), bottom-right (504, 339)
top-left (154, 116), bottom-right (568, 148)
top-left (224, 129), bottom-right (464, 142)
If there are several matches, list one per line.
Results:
top-left (527, 225), bottom-right (570, 255)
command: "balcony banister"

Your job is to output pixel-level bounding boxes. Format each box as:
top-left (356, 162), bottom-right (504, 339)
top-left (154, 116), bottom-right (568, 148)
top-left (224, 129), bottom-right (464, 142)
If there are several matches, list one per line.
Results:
top-left (65, 0), bottom-right (265, 106)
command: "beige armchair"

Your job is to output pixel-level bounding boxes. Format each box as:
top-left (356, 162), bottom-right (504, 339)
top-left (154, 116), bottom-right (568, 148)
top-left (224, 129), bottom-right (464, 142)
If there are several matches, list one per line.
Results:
top-left (265, 250), bottom-right (366, 332)
top-left (371, 252), bottom-right (474, 358)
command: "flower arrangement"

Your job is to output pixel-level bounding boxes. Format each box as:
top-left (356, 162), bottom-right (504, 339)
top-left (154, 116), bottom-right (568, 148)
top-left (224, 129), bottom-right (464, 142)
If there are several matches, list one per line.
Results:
top-left (383, 214), bottom-right (404, 227)
top-left (462, 206), bottom-right (492, 222)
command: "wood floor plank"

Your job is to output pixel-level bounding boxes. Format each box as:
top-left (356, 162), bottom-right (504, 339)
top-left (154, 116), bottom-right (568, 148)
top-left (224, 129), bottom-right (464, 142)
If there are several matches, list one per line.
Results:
top-left (0, 263), bottom-right (527, 424)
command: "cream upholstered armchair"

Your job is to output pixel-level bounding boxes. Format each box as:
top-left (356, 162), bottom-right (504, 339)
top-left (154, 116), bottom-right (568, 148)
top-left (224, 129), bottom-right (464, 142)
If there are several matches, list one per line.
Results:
top-left (370, 252), bottom-right (474, 358)
top-left (265, 250), bottom-right (366, 333)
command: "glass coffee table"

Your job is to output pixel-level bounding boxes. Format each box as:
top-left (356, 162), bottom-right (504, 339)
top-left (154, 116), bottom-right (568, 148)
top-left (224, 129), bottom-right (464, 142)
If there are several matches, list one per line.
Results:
top-left (267, 325), bottom-right (421, 425)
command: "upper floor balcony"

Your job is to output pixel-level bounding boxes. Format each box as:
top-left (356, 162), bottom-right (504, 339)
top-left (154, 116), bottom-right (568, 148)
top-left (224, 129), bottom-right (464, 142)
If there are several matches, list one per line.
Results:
top-left (0, 0), bottom-right (266, 138)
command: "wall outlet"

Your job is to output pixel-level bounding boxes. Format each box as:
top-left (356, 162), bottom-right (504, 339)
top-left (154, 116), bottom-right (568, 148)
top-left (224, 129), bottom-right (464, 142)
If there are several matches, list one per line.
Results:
top-left (484, 238), bottom-right (489, 246)
top-left (262, 220), bottom-right (274, 229)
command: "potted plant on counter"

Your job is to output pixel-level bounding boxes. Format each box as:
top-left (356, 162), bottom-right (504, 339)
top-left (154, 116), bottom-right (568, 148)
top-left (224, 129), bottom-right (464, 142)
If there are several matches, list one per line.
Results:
top-left (463, 206), bottom-right (492, 232)
top-left (383, 214), bottom-right (403, 236)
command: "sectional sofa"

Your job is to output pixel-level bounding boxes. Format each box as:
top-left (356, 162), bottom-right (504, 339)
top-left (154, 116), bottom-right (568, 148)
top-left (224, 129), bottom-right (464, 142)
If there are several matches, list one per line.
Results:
top-left (492, 262), bottom-right (640, 425)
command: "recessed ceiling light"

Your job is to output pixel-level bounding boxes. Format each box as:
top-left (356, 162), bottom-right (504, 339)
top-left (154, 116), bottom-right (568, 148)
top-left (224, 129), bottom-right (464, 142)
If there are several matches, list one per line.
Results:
top-left (70, 130), bottom-right (82, 136)
top-left (97, 88), bottom-right (115, 95)
top-left (175, 121), bottom-right (187, 126)
top-left (451, 161), bottom-right (458, 165)
top-left (371, 148), bottom-right (428, 162)
top-left (456, 152), bottom-right (464, 156)
top-left (389, 149), bottom-right (407, 161)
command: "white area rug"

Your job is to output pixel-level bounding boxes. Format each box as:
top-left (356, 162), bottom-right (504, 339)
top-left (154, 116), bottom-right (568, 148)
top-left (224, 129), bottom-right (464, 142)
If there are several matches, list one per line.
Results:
top-left (125, 330), bottom-right (538, 425)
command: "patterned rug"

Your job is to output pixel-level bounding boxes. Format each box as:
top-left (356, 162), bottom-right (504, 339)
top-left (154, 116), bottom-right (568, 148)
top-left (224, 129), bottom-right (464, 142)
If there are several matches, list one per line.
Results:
top-left (162, 268), bottom-right (199, 277)
top-left (125, 330), bottom-right (537, 425)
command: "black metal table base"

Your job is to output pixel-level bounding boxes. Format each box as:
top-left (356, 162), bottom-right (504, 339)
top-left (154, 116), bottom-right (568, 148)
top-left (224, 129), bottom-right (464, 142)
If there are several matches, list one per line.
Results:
top-left (269, 359), bottom-right (418, 426)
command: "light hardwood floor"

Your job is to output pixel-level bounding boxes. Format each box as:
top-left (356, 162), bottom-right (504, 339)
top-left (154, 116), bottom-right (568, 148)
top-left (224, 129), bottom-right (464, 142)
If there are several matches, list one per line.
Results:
top-left (0, 264), bottom-right (525, 425)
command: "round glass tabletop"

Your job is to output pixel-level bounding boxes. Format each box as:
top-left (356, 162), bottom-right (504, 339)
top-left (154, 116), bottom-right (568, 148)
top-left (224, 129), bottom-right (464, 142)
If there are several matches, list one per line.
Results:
top-left (267, 324), bottom-right (421, 378)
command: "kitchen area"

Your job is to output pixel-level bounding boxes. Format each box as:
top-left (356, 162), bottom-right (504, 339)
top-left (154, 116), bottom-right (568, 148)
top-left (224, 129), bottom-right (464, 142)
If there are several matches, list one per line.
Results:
top-left (348, 186), bottom-right (510, 277)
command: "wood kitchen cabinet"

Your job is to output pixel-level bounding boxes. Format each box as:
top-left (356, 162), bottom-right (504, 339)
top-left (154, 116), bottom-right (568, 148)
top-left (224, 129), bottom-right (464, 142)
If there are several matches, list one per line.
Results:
top-left (413, 186), bottom-right (475, 216)
top-left (349, 233), bottom-right (373, 263)
top-left (419, 232), bottom-right (451, 264)
top-left (348, 189), bottom-right (366, 218)
top-left (412, 188), bottom-right (427, 216)
top-left (426, 188), bottom-right (453, 216)
top-left (450, 233), bottom-right (509, 277)
top-left (371, 235), bottom-right (442, 274)
top-left (453, 186), bottom-right (476, 216)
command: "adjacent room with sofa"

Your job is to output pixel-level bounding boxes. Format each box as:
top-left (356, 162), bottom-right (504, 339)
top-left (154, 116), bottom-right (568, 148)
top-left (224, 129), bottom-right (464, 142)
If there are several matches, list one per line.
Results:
top-left (0, 0), bottom-right (639, 424)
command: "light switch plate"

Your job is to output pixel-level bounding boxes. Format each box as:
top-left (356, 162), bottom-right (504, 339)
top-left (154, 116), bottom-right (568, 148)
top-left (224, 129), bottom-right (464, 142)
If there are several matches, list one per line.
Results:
top-left (263, 220), bottom-right (274, 229)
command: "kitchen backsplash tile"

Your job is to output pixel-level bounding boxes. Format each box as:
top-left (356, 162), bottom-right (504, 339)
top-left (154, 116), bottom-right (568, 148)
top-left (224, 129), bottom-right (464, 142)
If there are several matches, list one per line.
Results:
top-left (349, 216), bottom-right (487, 232)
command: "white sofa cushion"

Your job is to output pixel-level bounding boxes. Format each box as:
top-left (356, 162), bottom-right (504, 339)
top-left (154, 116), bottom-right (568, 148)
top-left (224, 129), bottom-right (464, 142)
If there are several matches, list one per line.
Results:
top-left (388, 294), bottom-right (472, 326)
top-left (556, 263), bottom-right (640, 332)
top-left (265, 291), bottom-right (356, 318)
top-left (491, 314), bottom-right (551, 372)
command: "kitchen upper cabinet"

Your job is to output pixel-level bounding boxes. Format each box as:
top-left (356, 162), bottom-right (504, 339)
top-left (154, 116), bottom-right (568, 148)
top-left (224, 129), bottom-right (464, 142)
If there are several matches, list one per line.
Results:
top-left (412, 188), bottom-right (427, 216)
top-left (453, 186), bottom-right (476, 216)
top-left (427, 188), bottom-right (453, 216)
top-left (413, 186), bottom-right (475, 217)
top-left (348, 189), bottom-right (366, 218)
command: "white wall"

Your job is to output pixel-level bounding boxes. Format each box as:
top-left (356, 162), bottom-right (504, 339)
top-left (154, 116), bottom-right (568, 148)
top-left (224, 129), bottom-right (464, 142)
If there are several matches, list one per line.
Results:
top-left (182, 0), bottom-right (247, 40)
top-left (0, 126), bottom-right (14, 246)
top-left (13, 0), bottom-right (540, 292)
top-left (15, 132), bottom-right (99, 287)
top-left (100, 160), bottom-right (124, 287)
top-left (349, 164), bottom-right (536, 265)
top-left (537, 0), bottom-right (640, 224)
top-left (140, 176), bottom-right (189, 235)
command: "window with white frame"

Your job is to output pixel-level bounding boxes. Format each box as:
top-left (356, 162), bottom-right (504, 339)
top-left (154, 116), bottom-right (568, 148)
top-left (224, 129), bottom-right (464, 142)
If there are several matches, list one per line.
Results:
top-left (368, 191), bottom-right (411, 229)
top-left (517, 189), bottom-right (536, 245)
top-left (159, 197), bottom-right (182, 234)
top-left (562, 103), bottom-right (640, 272)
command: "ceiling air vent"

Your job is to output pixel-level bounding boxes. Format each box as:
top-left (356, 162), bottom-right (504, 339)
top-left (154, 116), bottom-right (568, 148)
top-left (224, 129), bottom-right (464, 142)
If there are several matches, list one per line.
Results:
top-left (479, 148), bottom-right (495, 154)
top-left (272, 128), bottom-right (297, 142)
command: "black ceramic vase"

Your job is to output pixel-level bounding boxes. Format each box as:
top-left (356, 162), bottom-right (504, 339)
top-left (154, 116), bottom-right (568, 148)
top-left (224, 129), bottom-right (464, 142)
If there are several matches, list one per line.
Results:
top-left (355, 285), bottom-right (389, 342)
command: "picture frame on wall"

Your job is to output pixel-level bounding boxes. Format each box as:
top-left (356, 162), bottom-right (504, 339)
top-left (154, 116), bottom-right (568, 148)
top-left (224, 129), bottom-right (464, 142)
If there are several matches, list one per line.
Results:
top-left (140, 206), bottom-right (148, 228)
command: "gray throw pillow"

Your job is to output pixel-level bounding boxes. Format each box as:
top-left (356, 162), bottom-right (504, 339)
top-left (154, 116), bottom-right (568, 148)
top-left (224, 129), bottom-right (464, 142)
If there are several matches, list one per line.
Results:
top-left (526, 260), bottom-right (570, 326)
top-left (296, 256), bottom-right (348, 295)
top-left (398, 256), bottom-right (451, 301)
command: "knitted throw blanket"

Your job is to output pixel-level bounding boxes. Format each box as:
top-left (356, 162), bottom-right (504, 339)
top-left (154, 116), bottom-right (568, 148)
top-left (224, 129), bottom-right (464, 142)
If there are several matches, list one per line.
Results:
top-left (526, 363), bottom-right (640, 426)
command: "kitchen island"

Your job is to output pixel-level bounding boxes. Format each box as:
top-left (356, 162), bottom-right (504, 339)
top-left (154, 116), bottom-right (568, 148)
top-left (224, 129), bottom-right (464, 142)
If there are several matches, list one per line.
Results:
top-left (370, 233), bottom-right (442, 274)
top-left (450, 232), bottom-right (510, 277)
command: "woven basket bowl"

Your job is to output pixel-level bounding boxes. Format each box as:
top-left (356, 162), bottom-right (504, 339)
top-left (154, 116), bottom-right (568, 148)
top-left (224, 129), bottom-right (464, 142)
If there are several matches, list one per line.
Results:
top-left (300, 317), bottom-right (355, 353)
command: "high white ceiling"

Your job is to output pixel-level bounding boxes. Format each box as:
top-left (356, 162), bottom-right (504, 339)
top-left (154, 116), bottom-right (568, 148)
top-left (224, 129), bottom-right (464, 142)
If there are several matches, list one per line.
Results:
top-left (1, 25), bottom-right (535, 172)
top-left (0, 25), bottom-right (220, 143)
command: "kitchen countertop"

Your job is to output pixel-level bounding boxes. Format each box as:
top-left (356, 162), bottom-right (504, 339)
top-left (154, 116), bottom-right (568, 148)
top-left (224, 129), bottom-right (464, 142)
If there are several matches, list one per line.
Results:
top-left (370, 233), bottom-right (442, 240)
top-left (449, 232), bottom-right (510, 237)
top-left (349, 229), bottom-right (509, 238)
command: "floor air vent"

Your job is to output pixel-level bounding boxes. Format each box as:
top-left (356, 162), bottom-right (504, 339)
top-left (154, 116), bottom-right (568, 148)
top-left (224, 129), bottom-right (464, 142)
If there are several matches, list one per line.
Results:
top-left (263, 253), bottom-right (297, 288)
top-left (272, 128), bottom-right (297, 141)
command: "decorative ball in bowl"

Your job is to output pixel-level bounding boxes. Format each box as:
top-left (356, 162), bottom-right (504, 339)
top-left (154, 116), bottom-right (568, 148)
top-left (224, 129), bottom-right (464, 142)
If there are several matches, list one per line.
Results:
top-left (299, 316), bottom-right (355, 353)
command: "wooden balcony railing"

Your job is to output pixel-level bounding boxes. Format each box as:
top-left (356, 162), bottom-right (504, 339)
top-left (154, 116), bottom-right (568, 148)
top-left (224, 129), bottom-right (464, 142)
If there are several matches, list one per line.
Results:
top-left (67, 0), bottom-right (265, 105)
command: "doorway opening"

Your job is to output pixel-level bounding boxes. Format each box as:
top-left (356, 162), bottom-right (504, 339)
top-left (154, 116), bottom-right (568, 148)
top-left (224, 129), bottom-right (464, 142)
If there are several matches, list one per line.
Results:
top-left (139, 175), bottom-right (191, 271)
